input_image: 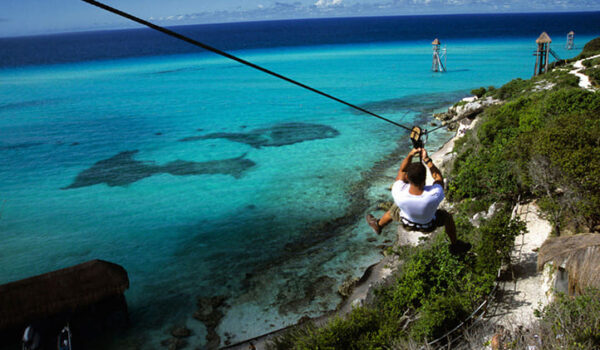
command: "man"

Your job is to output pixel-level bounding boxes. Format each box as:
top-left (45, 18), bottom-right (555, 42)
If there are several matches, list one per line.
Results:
top-left (366, 147), bottom-right (471, 254)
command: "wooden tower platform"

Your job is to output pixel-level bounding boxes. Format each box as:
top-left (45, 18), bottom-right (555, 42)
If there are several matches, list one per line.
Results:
top-left (566, 31), bottom-right (575, 50)
top-left (432, 38), bottom-right (446, 73)
top-left (534, 32), bottom-right (552, 76)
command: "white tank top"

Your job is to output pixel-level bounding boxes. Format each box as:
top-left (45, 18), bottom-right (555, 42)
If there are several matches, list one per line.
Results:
top-left (391, 181), bottom-right (445, 224)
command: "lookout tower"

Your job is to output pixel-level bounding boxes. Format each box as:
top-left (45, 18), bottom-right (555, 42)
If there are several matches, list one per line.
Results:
top-left (431, 38), bottom-right (446, 73)
top-left (566, 31), bottom-right (575, 50)
top-left (534, 32), bottom-right (552, 76)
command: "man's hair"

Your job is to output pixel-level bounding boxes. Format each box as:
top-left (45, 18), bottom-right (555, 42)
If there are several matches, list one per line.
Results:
top-left (406, 162), bottom-right (426, 186)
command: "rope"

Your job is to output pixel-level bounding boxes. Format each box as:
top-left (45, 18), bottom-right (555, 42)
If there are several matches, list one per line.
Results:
top-left (81, 0), bottom-right (413, 132)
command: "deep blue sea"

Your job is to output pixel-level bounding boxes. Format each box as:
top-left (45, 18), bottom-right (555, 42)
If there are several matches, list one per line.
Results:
top-left (1, 12), bottom-right (598, 349)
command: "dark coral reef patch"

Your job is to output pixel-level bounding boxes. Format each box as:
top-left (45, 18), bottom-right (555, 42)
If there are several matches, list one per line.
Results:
top-left (62, 150), bottom-right (255, 189)
top-left (179, 122), bottom-right (340, 148)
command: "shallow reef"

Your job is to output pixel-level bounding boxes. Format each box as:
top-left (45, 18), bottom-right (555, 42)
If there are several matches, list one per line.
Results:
top-left (179, 122), bottom-right (340, 148)
top-left (355, 90), bottom-right (470, 116)
top-left (62, 150), bottom-right (255, 189)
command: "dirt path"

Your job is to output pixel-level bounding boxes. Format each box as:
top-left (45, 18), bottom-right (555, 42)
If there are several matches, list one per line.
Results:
top-left (486, 202), bottom-right (552, 332)
top-left (568, 54), bottom-right (600, 91)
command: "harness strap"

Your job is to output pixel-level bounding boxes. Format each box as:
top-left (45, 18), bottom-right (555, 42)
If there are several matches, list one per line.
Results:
top-left (400, 216), bottom-right (434, 230)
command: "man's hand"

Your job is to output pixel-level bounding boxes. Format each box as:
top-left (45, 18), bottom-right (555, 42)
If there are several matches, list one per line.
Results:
top-left (420, 148), bottom-right (429, 160)
top-left (409, 148), bottom-right (421, 157)
top-left (397, 148), bottom-right (422, 182)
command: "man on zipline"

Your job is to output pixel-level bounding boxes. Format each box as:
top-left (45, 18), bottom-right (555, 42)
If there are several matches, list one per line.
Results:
top-left (366, 147), bottom-right (471, 254)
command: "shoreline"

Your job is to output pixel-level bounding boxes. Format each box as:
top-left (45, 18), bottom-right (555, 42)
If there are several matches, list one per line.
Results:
top-left (220, 99), bottom-right (477, 350)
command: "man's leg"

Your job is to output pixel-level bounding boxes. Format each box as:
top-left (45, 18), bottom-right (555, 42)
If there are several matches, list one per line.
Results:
top-left (366, 204), bottom-right (398, 234)
top-left (378, 211), bottom-right (394, 227)
top-left (437, 209), bottom-right (471, 254)
top-left (437, 209), bottom-right (457, 244)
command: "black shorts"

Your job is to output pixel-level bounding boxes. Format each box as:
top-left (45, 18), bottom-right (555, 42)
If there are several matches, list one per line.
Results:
top-left (390, 204), bottom-right (448, 232)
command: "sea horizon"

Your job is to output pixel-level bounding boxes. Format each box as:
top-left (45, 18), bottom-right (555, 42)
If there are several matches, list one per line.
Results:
top-left (1, 9), bottom-right (599, 40)
top-left (2, 11), bottom-right (600, 68)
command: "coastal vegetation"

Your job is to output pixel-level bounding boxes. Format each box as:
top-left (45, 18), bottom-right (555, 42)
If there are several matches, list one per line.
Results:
top-left (495, 288), bottom-right (600, 348)
top-left (268, 38), bottom-right (600, 349)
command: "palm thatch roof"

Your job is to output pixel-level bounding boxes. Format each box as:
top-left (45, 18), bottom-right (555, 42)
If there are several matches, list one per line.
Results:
top-left (0, 260), bottom-right (129, 330)
top-left (432, 38), bottom-right (441, 45)
top-left (536, 32), bottom-right (552, 44)
top-left (537, 234), bottom-right (600, 295)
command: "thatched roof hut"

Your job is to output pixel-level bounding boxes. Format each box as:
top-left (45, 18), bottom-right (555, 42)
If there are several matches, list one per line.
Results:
top-left (537, 234), bottom-right (600, 295)
top-left (536, 32), bottom-right (552, 44)
top-left (0, 260), bottom-right (129, 330)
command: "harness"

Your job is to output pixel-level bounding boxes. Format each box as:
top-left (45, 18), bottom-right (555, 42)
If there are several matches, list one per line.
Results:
top-left (400, 216), bottom-right (436, 232)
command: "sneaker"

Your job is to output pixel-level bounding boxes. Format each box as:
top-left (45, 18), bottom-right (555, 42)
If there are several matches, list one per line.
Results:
top-left (449, 240), bottom-right (472, 255)
top-left (366, 214), bottom-right (382, 234)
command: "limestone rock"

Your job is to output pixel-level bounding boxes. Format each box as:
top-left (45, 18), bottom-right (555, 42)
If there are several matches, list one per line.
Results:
top-left (352, 298), bottom-right (364, 308)
top-left (194, 295), bottom-right (228, 349)
top-left (338, 276), bottom-right (360, 298)
top-left (470, 202), bottom-right (501, 227)
top-left (434, 96), bottom-right (500, 129)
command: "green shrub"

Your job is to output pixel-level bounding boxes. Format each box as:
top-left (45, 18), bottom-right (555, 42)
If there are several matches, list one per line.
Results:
top-left (454, 198), bottom-right (494, 217)
top-left (410, 294), bottom-right (470, 341)
top-left (585, 67), bottom-right (600, 87)
top-left (448, 145), bottom-right (521, 202)
top-left (533, 112), bottom-right (600, 230)
top-left (582, 57), bottom-right (600, 68)
top-left (380, 244), bottom-right (468, 312)
top-left (541, 88), bottom-right (600, 116)
top-left (471, 87), bottom-right (487, 98)
top-left (453, 100), bottom-right (468, 108)
top-left (538, 288), bottom-right (600, 348)
top-left (449, 87), bottom-right (600, 227)
top-left (268, 307), bottom-right (386, 350)
top-left (474, 210), bottom-right (526, 275)
top-left (490, 78), bottom-right (532, 100)
top-left (577, 37), bottom-right (600, 59)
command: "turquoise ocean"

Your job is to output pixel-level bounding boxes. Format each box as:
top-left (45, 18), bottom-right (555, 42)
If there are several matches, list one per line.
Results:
top-left (1, 13), bottom-right (598, 348)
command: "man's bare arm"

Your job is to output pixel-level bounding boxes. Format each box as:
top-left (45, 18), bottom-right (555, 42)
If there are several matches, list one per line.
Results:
top-left (396, 148), bottom-right (421, 182)
top-left (421, 148), bottom-right (443, 186)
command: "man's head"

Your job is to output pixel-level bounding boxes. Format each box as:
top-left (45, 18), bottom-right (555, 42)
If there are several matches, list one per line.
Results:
top-left (406, 162), bottom-right (426, 187)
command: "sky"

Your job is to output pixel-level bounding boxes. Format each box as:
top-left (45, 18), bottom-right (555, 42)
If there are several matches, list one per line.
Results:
top-left (0, 0), bottom-right (599, 37)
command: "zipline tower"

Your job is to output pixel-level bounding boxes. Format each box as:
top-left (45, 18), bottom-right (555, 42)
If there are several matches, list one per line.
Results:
top-left (432, 38), bottom-right (446, 73)
top-left (566, 31), bottom-right (575, 50)
top-left (534, 32), bottom-right (552, 76)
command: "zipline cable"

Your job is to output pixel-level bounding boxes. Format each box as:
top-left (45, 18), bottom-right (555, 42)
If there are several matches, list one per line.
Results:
top-left (81, 0), bottom-right (414, 131)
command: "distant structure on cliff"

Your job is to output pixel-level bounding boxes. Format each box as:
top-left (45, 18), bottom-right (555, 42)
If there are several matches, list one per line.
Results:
top-left (533, 32), bottom-right (561, 76)
top-left (566, 31), bottom-right (575, 50)
top-left (431, 38), bottom-right (446, 73)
